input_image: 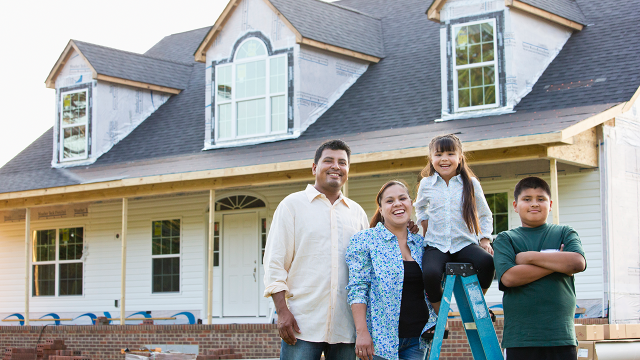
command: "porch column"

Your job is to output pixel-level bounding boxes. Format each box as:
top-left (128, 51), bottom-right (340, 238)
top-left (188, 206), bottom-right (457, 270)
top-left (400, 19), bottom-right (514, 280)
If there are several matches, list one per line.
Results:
top-left (24, 208), bottom-right (30, 326)
top-left (120, 198), bottom-right (128, 324)
top-left (550, 159), bottom-right (560, 224)
top-left (207, 190), bottom-right (216, 324)
top-left (342, 182), bottom-right (349, 198)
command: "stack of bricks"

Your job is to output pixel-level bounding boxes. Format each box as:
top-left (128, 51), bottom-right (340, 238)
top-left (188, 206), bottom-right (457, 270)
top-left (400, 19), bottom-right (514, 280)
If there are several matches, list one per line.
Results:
top-left (4, 347), bottom-right (37, 360)
top-left (94, 317), bottom-right (109, 325)
top-left (196, 348), bottom-right (243, 360)
top-left (40, 339), bottom-right (68, 360)
top-left (48, 350), bottom-right (88, 360)
top-left (142, 319), bottom-right (154, 325)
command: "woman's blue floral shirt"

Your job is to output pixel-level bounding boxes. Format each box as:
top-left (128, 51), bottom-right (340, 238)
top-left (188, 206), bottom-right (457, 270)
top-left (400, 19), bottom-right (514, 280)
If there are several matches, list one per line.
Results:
top-left (346, 222), bottom-right (437, 360)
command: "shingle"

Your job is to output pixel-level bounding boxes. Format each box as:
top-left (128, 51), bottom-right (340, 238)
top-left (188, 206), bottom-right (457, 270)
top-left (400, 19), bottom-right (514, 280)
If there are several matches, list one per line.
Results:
top-left (145, 27), bottom-right (211, 64)
top-left (520, 0), bottom-right (588, 25)
top-left (1, 0), bottom-right (639, 194)
top-left (269, 0), bottom-right (384, 58)
top-left (74, 40), bottom-right (193, 90)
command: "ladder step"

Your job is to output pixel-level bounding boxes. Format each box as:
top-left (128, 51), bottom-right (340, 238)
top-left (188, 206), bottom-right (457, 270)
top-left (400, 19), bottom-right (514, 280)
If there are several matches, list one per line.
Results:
top-left (464, 322), bottom-right (477, 330)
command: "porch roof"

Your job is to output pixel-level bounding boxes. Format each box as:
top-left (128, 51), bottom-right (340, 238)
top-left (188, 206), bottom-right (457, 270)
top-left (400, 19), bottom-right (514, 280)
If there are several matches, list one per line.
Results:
top-left (1, 0), bottom-right (639, 208)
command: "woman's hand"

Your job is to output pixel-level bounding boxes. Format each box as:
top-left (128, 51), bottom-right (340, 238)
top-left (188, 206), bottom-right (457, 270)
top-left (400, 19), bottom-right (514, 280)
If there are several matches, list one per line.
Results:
top-left (479, 238), bottom-right (493, 255)
top-left (355, 329), bottom-right (375, 360)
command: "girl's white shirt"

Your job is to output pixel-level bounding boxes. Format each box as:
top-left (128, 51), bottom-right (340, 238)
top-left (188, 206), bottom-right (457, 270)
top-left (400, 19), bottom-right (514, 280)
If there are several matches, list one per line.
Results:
top-left (413, 173), bottom-right (494, 253)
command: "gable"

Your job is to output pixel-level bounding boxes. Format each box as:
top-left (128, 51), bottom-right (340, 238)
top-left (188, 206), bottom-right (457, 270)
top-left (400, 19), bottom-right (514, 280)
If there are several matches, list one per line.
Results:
top-left (195, 0), bottom-right (383, 63)
top-left (428, 0), bottom-right (585, 31)
top-left (53, 49), bottom-right (94, 89)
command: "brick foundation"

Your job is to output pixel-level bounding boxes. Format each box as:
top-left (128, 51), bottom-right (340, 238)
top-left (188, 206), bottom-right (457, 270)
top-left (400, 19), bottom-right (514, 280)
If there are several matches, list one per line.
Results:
top-left (0, 318), bottom-right (608, 360)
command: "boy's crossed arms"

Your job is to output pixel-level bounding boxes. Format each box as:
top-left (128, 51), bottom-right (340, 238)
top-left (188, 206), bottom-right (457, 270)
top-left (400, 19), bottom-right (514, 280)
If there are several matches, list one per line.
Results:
top-left (501, 246), bottom-right (586, 287)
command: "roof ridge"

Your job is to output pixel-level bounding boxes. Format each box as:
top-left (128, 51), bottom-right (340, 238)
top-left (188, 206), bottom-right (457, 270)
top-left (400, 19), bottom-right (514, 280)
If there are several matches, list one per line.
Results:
top-left (72, 39), bottom-right (194, 67)
top-left (166, 26), bottom-right (212, 37)
top-left (313, 0), bottom-right (381, 20)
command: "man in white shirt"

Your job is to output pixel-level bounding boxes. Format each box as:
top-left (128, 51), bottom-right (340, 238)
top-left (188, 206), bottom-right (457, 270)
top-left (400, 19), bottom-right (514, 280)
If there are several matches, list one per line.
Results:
top-left (263, 140), bottom-right (368, 360)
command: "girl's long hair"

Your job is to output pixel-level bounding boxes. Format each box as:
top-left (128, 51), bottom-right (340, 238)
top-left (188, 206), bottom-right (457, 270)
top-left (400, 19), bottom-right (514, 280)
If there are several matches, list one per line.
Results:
top-left (419, 134), bottom-right (480, 235)
top-left (370, 180), bottom-right (410, 228)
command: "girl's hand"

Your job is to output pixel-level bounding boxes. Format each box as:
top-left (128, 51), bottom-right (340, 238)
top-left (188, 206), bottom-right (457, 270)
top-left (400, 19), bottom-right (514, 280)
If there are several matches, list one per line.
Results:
top-left (479, 238), bottom-right (493, 255)
top-left (355, 330), bottom-right (374, 360)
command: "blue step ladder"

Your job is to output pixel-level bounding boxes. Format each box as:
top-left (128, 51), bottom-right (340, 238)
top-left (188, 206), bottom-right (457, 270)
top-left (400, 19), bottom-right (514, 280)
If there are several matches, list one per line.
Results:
top-left (428, 263), bottom-right (503, 360)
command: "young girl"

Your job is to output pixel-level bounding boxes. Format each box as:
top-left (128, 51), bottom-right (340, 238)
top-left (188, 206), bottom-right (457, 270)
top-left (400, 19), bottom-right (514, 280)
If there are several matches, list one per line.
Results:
top-left (414, 134), bottom-right (495, 315)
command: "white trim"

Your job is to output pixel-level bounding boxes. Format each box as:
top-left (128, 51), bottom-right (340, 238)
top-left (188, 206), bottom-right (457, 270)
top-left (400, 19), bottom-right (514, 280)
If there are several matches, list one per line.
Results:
top-left (452, 18), bottom-right (500, 113)
top-left (149, 217), bottom-right (183, 295)
top-left (58, 88), bottom-right (90, 163)
top-left (214, 38), bottom-right (289, 143)
top-left (30, 226), bottom-right (86, 298)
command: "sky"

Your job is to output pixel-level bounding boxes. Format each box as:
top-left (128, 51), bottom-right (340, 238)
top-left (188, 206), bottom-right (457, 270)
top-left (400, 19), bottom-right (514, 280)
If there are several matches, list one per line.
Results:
top-left (0, 0), bottom-right (230, 168)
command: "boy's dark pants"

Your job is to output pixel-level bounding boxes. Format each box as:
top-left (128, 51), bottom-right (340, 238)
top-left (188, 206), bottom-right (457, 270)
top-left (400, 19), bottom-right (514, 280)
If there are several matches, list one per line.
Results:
top-left (505, 346), bottom-right (577, 360)
top-left (422, 244), bottom-right (495, 303)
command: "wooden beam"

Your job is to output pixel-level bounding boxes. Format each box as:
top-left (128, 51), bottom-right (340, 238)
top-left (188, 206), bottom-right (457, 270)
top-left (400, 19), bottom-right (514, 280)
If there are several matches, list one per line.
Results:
top-left (261, 0), bottom-right (303, 42)
top-left (0, 132), bottom-right (579, 209)
top-left (299, 37), bottom-right (381, 63)
top-left (194, 0), bottom-right (242, 63)
top-left (426, 0), bottom-right (447, 22)
top-left (560, 103), bottom-right (624, 140)
top-left (508, 0), bottom-right (584, 31)
top-left (550, 159), bottom-right (560, 224)
top-left (547, 128), bottom-right (598, 168)
top-left (24, 208), bottom-right (30, 326)
top-left (622, 85), bottom-right (640, 113)
top-left (45, 41), bottom-right (98, 89)
top-left (96, 74), bottom-right (181, 95)
top-left (120, 198), bottom-right (128, 325)
top-left (207, 190), bottom-right (215, 324)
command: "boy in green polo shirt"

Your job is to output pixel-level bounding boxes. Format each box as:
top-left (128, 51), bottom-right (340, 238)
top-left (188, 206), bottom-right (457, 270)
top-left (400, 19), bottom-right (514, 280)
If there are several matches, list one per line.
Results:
top-left (493, 177), bottom-right (587, 360)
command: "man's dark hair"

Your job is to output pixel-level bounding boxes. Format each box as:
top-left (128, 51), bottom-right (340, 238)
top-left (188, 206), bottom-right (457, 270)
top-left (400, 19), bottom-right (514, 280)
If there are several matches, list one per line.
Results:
top-left (314, 139), bottom-right (351, 164)
top-left (514, 176), bottom-right (552, 200)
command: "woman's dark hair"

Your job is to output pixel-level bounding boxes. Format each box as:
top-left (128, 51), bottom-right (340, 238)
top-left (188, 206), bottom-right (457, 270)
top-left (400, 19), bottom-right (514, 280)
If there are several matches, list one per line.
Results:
top-left (370, 180), bottom-right (410, 228)
top-left (419, 134), bottom-right (480, 235)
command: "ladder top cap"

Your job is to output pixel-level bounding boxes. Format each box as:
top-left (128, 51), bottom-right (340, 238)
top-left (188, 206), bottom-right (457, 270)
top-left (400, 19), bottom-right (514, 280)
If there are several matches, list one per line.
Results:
top-left (445, 262), bottom-right (477, 276)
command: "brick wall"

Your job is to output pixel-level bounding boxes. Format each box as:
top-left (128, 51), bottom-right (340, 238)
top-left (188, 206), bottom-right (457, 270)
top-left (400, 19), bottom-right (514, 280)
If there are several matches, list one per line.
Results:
top-left (0, 318), bottom-right (608, 360)
top-left (0, 324), bottom-right (281, 360)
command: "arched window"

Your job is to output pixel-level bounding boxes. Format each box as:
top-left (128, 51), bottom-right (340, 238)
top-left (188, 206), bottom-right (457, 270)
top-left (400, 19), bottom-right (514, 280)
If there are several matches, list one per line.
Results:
top-left (215, 37), bottom-right (288, 141)
top-left (215, 195), bottom-right (266, 211)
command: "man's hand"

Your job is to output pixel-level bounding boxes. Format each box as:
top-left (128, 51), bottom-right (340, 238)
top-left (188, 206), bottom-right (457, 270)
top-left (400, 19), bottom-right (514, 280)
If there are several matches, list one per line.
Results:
top-left (407, 220), bottom-right (419, 234)
top-left (479, 238), bottom-right (493, 255)
top-left (277, 307), bottom-right (301, 345)
top-left (272, 291), bottom-right (300, 345)
top-left (355, 329), bottom-right (374, 360)
top-left (420, 219), bottom-right (428, 237)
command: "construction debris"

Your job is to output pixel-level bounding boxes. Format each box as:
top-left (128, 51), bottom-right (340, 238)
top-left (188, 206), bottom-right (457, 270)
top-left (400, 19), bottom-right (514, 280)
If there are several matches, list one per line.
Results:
top-left (4, 339), bottom-right (89, 360)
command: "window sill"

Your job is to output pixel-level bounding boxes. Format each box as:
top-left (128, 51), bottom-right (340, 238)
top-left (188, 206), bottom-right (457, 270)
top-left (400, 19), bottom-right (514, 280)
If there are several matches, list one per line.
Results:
top-left (52, 157), bottom-right (98, 168)
top-left (436, 105), bottom-right (514, 122)
top-left (204, 131), bottom-right (300, 150)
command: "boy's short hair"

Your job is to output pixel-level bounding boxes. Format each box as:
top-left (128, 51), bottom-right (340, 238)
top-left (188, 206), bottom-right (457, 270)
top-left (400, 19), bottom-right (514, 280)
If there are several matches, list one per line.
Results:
top-left (514, 177), bottom-right (551, 200)
top-left (314, 139), bottom-right (351, 164)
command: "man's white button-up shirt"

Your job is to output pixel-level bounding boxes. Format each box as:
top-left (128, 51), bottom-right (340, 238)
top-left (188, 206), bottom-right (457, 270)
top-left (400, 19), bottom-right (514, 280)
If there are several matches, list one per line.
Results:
top-left (263, 184), bottom-right (369, 343)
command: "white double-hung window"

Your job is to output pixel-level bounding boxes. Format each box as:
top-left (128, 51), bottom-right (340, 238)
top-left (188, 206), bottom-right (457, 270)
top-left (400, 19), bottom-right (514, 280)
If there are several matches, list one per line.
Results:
top-left (215, 38), bottom-right (288, 141)
top-left (452, 19), bottom-right (499, 112)
top-left (59, 88), bottom-right (89, 161)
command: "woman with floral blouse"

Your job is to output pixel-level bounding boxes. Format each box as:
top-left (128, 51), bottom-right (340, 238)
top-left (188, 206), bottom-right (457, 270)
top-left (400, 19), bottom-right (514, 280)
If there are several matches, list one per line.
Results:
top-left (346, 180), bottom-right (437, 360)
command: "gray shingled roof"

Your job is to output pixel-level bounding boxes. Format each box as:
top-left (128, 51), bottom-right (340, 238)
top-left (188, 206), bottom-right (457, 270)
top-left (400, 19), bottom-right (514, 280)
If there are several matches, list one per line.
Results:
top-left (73, 40), bottom-right (194, 90)
top-left (521, 0), bottom-right (588, 25)
top-left (269, 0), bottom-right (384, 58)
top-left (1, 0), bottom-right (638, 194)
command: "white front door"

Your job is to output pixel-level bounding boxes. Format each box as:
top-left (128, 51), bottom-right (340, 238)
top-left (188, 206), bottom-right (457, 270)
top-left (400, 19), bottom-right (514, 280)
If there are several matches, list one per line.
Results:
top-left (223, 212), bottom-right (259, 316)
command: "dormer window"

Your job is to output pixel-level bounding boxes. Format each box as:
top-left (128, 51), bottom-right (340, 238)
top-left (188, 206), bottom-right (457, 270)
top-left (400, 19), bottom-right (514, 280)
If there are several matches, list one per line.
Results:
top-left (214, 38), bottom-right (288, 142)
top-left (58, 84), bottom-right (92, 162)
top-left (452, 19), bottom-right (499, 112)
